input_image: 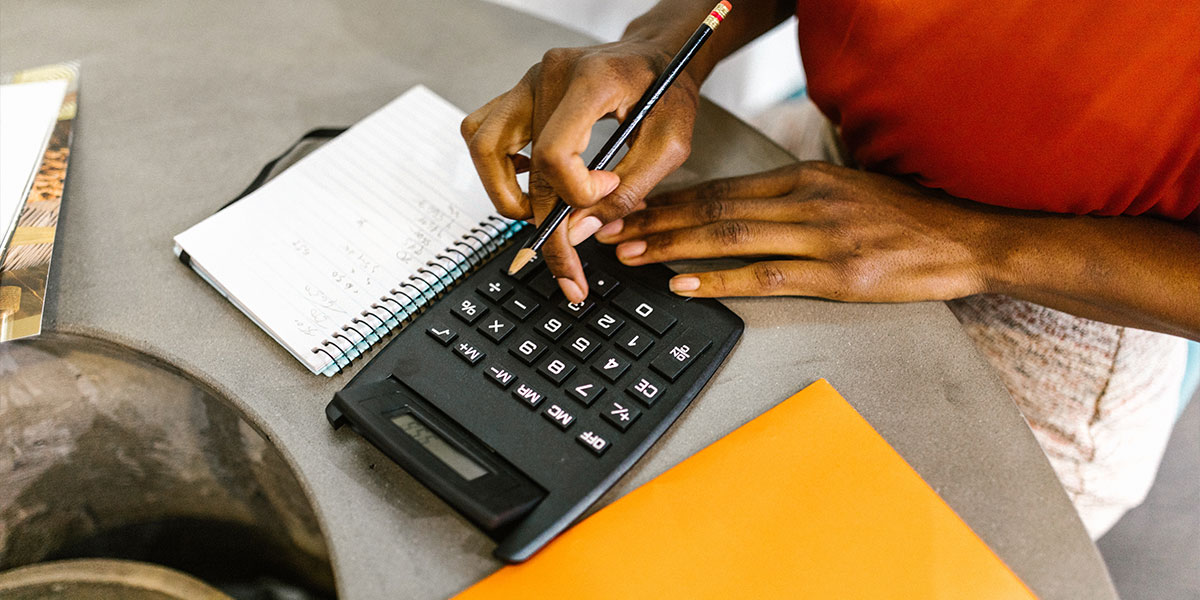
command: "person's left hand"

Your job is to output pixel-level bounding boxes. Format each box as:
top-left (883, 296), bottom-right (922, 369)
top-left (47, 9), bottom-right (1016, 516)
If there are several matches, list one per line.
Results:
top-left (593, 161), bottom-right (997, 302)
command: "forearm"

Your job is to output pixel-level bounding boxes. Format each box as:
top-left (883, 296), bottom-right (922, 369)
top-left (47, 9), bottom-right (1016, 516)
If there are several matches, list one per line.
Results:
top-left (983, 212), bottom-right (1200, 340)
top-left (622, 0), bottom-right (795, 82)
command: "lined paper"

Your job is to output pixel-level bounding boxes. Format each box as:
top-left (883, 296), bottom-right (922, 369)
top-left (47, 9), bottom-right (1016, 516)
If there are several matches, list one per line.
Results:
top-left (174, 86), bottom-right (510, 374)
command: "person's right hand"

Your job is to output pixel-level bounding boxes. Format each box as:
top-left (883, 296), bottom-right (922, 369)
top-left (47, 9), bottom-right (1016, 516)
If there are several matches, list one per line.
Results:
top-left (460, 40), bottom-right (700, 302)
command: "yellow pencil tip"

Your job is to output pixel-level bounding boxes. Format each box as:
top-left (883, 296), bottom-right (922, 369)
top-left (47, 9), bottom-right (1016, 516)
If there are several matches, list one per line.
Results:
top-left (508, 248), bottom-right (537, 275)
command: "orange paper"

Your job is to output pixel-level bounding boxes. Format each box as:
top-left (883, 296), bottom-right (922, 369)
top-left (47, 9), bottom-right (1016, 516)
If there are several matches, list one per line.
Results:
top-left (457, 379), bottom-right (1037, 599)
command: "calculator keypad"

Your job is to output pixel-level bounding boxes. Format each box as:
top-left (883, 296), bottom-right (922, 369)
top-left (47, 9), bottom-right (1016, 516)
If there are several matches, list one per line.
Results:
top-left (438, 264), bottom-right (715, 458)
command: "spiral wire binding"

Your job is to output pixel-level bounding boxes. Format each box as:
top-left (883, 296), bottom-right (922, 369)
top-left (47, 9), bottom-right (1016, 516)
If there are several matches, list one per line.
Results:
top-left (311, 217), bottom-right (528, 375)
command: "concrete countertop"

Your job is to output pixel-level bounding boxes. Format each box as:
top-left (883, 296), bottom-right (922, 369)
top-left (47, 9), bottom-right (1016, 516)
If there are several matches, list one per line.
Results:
top-left (0, 1), bottom-right (1115, 598)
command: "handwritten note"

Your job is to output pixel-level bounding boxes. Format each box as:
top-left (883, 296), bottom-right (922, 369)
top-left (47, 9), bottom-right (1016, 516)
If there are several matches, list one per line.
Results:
top-left (174, 86), bottom-right (503, 374)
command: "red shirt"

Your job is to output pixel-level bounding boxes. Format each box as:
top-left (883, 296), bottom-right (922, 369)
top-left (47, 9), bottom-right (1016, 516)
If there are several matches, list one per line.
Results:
top-left (795, 1), bottom-right (1200, 223)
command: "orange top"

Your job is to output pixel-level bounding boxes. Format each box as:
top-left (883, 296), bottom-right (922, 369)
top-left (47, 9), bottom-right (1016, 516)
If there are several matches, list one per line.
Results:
top-left (795, 0), bottom-right (1200, 223)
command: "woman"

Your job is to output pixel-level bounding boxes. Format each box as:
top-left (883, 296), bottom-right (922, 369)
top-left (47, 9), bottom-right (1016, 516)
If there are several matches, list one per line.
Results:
top-left (460, 0), bottom-right (1200, 536)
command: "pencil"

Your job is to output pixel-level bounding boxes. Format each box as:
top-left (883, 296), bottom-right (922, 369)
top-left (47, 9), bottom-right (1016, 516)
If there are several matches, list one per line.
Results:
top-left (508, 0), bottom-right (733, 276)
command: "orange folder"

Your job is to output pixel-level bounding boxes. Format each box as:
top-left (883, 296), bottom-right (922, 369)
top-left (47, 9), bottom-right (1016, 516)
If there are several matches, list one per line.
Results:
top-left (457, 379), bottom-right (1037, 599)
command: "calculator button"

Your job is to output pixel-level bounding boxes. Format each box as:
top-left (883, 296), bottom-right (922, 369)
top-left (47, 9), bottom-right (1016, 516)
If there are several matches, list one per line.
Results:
top-left (453, 341), bottom-right (486, 365)
top-left (558, 298), bottom-right (595, 320)
top-left (484, 364), bottom-right (517, 389)
top-left (537, 353), bottom-right (575, 385)
top-left (614, 327), bottom-right (653, 358)
top-left (535, 313), bottom-right (571, 341)
top-left (476, 278), bottom-right (513, 303)
top-left (600, 400), bottom-right (642, 432)
top-left (586, 271), bottom-right (620, 298)
top-left (613, 289), bottom-right (676, 335)
top-left (565, 373), bottom-right (606, 406)
top-left (576, 431), bottom-right (610, 456)
top-left (425, 324), bottom-right (457, 346)
top-left (528, 271), bottom-right (561, 299)
top-left (564, 331), bottom-right (600, 361)
top-left (502, 294), bottom-right (539, 321)
top-left (587, 310), bottom-right (625, 339)
top-left (649, 329), bottom-right (712, 381)
top-left (542, 403), bottom-right (576, 430)
top-left (512, 382), bottom-right (545, 408)
top-left (478, 314), bottom-right (515, 343)
top-left (591, 353), bottom-right (631, 382)
top-left (512, 255), bottom-right (545, 281)
top-left (508, 336), bottom-right (546, 365)
top-left (626, 374), bottom-right (666, 407)
top-left (452, 298), bottom-right (488, 324)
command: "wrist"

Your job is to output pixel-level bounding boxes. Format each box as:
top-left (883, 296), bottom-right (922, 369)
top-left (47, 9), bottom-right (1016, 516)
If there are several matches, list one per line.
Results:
top-left (974, 211), bottom-right (1064, 297)
top-left (621, 11), bottom-right (720, 83)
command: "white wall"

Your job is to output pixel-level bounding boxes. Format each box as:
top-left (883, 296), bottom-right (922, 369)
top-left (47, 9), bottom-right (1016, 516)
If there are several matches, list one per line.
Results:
top-left (485, 0), bottom-right (806, 121)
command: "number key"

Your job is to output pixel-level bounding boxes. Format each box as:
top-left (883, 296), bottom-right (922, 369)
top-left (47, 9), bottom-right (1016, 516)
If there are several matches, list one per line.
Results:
top-left (564, 331), bottom-right (600, 361)
top-left (587, 310), bottom-right (624, 339)
top-left (565, 372), bottom-right (605, 406)
top-left (508, 336), bottom-right (546, 365)
top-left (535, 313), bottom-right (570, 341)
top-left (613, 289), bottom-right (676, 335)
top-left (558, 298), bottom-right (595, 320)
top-left (591, 352), bottom-right (631, 382)
top-left (537, 353), bottom-right (575, 385)
top-left (614, 326), bottom-right (653, 358)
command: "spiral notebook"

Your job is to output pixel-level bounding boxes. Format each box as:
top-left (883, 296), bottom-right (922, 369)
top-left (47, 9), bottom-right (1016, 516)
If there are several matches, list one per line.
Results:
top-left (173, 86), bottom-right (526, 376)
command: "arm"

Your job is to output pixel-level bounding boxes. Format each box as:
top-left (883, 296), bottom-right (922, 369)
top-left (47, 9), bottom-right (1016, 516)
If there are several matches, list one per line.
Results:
top-left (461, 0), bottom-right (794, 302)
top-left (593, 162), bottom-right (1200, 340)
top-left (988, 210), bottom-right (1200, 339)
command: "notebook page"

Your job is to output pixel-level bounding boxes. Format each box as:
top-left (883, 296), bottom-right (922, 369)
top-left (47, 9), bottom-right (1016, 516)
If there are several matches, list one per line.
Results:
top-left (174, 86), bottom-right (502, 374)
top-left (0, 79), bottom-right (68, 250)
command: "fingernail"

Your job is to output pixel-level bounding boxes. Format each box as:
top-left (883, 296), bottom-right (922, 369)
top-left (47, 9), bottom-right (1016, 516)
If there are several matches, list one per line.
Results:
top-left (616, 240), bottom-right (646, 260)
top-left (599, 173), bottom-right (621, 196)
top-left (595, 219), bottom-right (624, 240)
top-left (557, 277), bottom-right (585, 303)
top-left (568, 215), bottom-right (603, 246)
top-left (670, 276), bottom-right (700, 293)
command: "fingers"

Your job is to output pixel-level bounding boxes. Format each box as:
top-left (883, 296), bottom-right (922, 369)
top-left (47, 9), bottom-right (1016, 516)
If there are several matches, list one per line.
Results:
top-left (532, 66), bottom-right (625, 209)
top-left (667, 261), bottom-right (843, 298)
top-left (566, 105), bottom-right (693, 245)
top-left (613, 221), bottom-right (830, 266)
top-left (538, 219), bottom-right (589, 303)
top-left (462, 79), bottom-right (535, 220)
top-left (643, 163), bottom-right (829, 207)
top-left (595, 197), bottom-right (827, 243)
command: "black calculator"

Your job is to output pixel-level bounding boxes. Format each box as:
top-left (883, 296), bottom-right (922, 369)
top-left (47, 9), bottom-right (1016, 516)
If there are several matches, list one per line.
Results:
top-left (326, 237), bottom-right (743, 562)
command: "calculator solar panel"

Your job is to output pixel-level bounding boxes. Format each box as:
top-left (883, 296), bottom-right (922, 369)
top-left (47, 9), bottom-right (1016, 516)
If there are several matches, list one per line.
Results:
top-left (327, 238), bottom-right (743, 562)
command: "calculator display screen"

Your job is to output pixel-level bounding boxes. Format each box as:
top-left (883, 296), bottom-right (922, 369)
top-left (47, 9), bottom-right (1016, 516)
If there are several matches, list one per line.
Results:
top-left (390, 414), bottom-right (488, 481)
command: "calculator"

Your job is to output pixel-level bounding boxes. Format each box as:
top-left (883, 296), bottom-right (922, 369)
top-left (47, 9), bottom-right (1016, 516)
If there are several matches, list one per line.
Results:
top-left (326, 238), bottom-right (743, 562)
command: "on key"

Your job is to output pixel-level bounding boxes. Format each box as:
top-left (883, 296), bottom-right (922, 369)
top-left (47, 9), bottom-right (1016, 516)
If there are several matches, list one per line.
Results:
top-left (649, 329), bottom-right (711, 381)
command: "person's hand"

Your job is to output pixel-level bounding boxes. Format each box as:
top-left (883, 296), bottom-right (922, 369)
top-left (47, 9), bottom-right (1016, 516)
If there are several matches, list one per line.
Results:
top-left (460, 41), bottom-right (700, 302)
top-left (594, 161), bottom-right (996, 302)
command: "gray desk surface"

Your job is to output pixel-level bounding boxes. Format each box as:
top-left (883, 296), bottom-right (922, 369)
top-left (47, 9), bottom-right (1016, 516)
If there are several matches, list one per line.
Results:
top-left (0, 1), bottom-right (1116, 598)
